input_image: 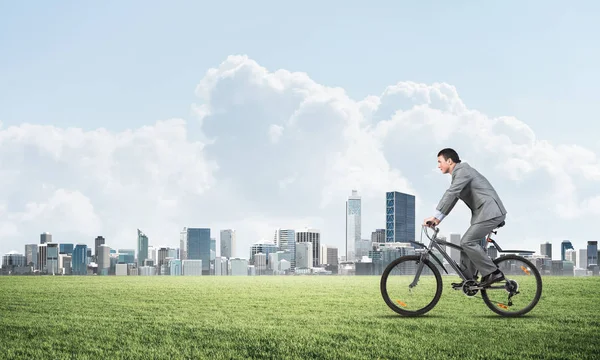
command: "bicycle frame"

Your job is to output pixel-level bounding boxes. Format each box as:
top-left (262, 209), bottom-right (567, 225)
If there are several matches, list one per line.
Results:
top-left (408, 227), bottom-right (468, 288)
top-left (408, 224), bottom-right (535, 288)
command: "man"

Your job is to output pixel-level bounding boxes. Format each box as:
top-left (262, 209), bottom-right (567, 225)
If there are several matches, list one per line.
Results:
top-left (423, 148), bottom-right (507, 288)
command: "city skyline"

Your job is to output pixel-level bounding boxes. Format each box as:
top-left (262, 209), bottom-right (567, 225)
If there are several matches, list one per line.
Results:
top-left (2, 221), bottom-right (592, 264)
top-left (2, 2), bottom-right (599, 261)
top-left (0, 188), bottom-right (594, 263)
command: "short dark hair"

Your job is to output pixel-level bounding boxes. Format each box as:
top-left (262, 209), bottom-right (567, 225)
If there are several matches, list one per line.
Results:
top-left (437, 148), bottom-right (461, 163)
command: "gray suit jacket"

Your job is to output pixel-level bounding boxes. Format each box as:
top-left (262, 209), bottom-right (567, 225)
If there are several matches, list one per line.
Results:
top-left (436, 162), bottom-right (507, 225)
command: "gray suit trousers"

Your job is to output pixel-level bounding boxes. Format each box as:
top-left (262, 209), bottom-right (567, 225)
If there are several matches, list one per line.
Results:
top-left (460, 214), bottom-right (506, 279)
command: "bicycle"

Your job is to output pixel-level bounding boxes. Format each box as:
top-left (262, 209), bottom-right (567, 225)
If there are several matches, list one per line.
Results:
top-left (380, 220), bottom-right (542, 317)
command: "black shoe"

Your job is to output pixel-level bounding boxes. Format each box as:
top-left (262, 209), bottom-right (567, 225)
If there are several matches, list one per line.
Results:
top-left (480, 270), bottom-right (505, 287)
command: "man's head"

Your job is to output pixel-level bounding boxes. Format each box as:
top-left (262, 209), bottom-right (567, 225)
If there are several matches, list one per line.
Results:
top-left (437, 148), bottom-right (461, 174)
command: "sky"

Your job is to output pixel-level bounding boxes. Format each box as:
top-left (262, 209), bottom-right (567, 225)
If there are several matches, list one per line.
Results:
top-left (1, 1), bottom-right (599, 261)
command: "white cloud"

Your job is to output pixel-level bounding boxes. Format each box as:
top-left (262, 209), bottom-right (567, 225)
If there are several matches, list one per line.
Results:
top-left (268, 124), bottom-right (284, 143)
top-left (1, 55), bottom-right (599, 259)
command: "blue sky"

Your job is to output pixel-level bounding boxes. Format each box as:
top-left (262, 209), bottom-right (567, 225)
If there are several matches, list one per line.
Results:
top-left (1, 1), bottom-right (599, 261)
top-left (2, 1), bottom-right (598, 140)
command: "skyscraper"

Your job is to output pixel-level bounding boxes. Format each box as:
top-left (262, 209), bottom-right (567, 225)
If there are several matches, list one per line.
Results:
top-left (385, 191), bottom-right (416, 243)
top-left (346, 190), bottom-right (361, 262)
top-left (40, 232), bottom-right (52, 244)
top-left (295, 242), bottom-right (313, 269)
top-left (98, 244), bottom-right (110, 275)
top-left (59, 244), bottom-right (74, 255)
top-left (561, 240), bottom-right (574, 261)
top-left (588, 241), bottom-right (598, 266)
top-left (296, 228), bottom-right (320, 267)
top-left (220, 229), bottom-right (236, 259)
top-left (540, 242), bottom-right (552, 259)
top-left (180, 227), bottom-right (187, 260)
top-left (46, 243), bottom-right (59, 275)
top-left (274, 229), bottom-right (296, 270)
top-left (578, 249), bottom-right (588, 270)
top-left (137, 230), bottom-right (149, 267)
top-left (565, 249), bottom-right (576, 266)
top-left (210, 238), bottom-right (216, 261)
top-left (371, 229), bottom-right (385, 243)
top-left (95, 236), bottom-right (105, 262)
top-left (24, 244), bottom-right (37, 269)
top-left (37, 244), bottom-right (47, 273)
top-left (187, 228), bottom-right (211, 275)
top-left (72, 244), bottom-right (88, 275)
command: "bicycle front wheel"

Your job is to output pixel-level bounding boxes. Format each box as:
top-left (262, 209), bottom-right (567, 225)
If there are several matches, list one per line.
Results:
top-left (380, 255), bottom-right (443, 316)
top-left (481, 254), bottom-right (542, 317)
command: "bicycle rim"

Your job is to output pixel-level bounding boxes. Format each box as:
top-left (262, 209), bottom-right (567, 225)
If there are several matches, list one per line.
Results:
top-left (481, 255), bottom-right (543, 317)
top-left (380, 255), bottom-right (443, 316)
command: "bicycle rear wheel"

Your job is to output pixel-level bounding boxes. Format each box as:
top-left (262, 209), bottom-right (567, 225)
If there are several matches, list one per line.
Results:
top-left (481, 254), bottom-right (542, 317)
top-left (380, 255), bottom-right (443, 316)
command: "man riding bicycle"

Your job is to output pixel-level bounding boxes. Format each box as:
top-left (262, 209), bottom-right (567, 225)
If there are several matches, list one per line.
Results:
top-left (423, 148), bottom-right (507, 288)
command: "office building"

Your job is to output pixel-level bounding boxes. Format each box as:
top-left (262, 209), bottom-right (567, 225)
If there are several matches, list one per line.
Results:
top-left (2, 251), bottom-right (26, 271)
top-left (95, 236), bottom-right (105, 262)
top-left (72, 244), bottom-right (88, 275)
top-left (588, 241), bottom-right (598, 266)
top-left (274, 229), bottom-right (295, 270)
top-left (346, 190), bottom-right (361, 262)
top-left (296, 242), bottom-right (313, 269)
top-left (59, 244), bottom-right (74, 255)
top-left (250, 240), bottom-right (278, 267)
top-left (220, 229), bottom-right (236, 259)
top-left (385, 191), bottom-right (416, 243)
top-left (46, 243), bottom-right (59, 275)
top-left (25, 244), bottom-right (38, 270)
top-left (371, 229), bottom-right (385, 243)
top-left (40, 232), bottom-right (52, 244)
top-left (187, 228), bottom-right (211, 275)
top-left (561, 240), bottom-right (574, 261)
top-left (296, 228), bottom-right (320, 267)
top-left (137, 230), bottom-right (149, 267)
top-left (540, 242), bottom-right (552, 259)
top-left (98, 245), bottom-right (110, 275)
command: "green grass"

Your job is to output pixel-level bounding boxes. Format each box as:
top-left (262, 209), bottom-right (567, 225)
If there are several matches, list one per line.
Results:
top-left (0, 275), bottom-right (598, 359)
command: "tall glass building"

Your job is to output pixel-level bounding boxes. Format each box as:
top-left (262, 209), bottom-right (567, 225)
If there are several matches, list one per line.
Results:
top-left (588, 241), bottom-right (598, 267)
top-left (385, 191), bottom-right (416, 243)
top-left (561, 240), bottom-right (574, 261)
top-left (46, 243), bottom-right (59, 275)
top-left (72, 244), bottom-right (88, 275)
top-left (274, 229), bottom-right (296, 270)
top-left (25, 244), bottom-right (37, 269)
top-left (346, 190), bottom-right (361, 262)
top-left (59, 244), bottom-right (74, 255)
top-left (220, 229), bottom-right (236, 259)
top-left (118, 249), bottom-right (135, 264)
top-left (187, 228), bottom-right (211, 275)
top-left (137, 229), bottom-right (149, 267)
top-left (296, 229), bottom-right (320, 267)
top-left (95, 236), bottom-right (105, 261)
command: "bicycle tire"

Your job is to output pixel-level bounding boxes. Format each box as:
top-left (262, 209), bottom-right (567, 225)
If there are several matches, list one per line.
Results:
top-left (481, 254), bottom-right (542, 317)
top-left (380, 255), bottom-right (443, 316)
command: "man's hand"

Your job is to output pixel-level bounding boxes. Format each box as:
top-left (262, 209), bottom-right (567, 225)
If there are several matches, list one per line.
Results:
top-left (423, 216), bottom-right (440, 228)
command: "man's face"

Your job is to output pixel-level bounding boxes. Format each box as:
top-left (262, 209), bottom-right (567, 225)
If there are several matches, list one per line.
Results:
top-left (437, 155), bottom-right (452, 174)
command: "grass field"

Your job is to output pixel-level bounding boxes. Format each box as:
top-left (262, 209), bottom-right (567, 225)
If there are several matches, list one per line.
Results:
top-left (1, 275), bottom-right (599, 359)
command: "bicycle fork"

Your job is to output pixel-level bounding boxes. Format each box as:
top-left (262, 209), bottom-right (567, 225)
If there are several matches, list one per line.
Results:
top-left (408, 252), bottom-right (428, 289)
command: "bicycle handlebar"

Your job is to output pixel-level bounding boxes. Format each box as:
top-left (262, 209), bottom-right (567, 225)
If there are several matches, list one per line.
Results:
top-left (424, 221), bottom-right (438, 230)
top-left (423, 222), bottom-right (439, 237)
